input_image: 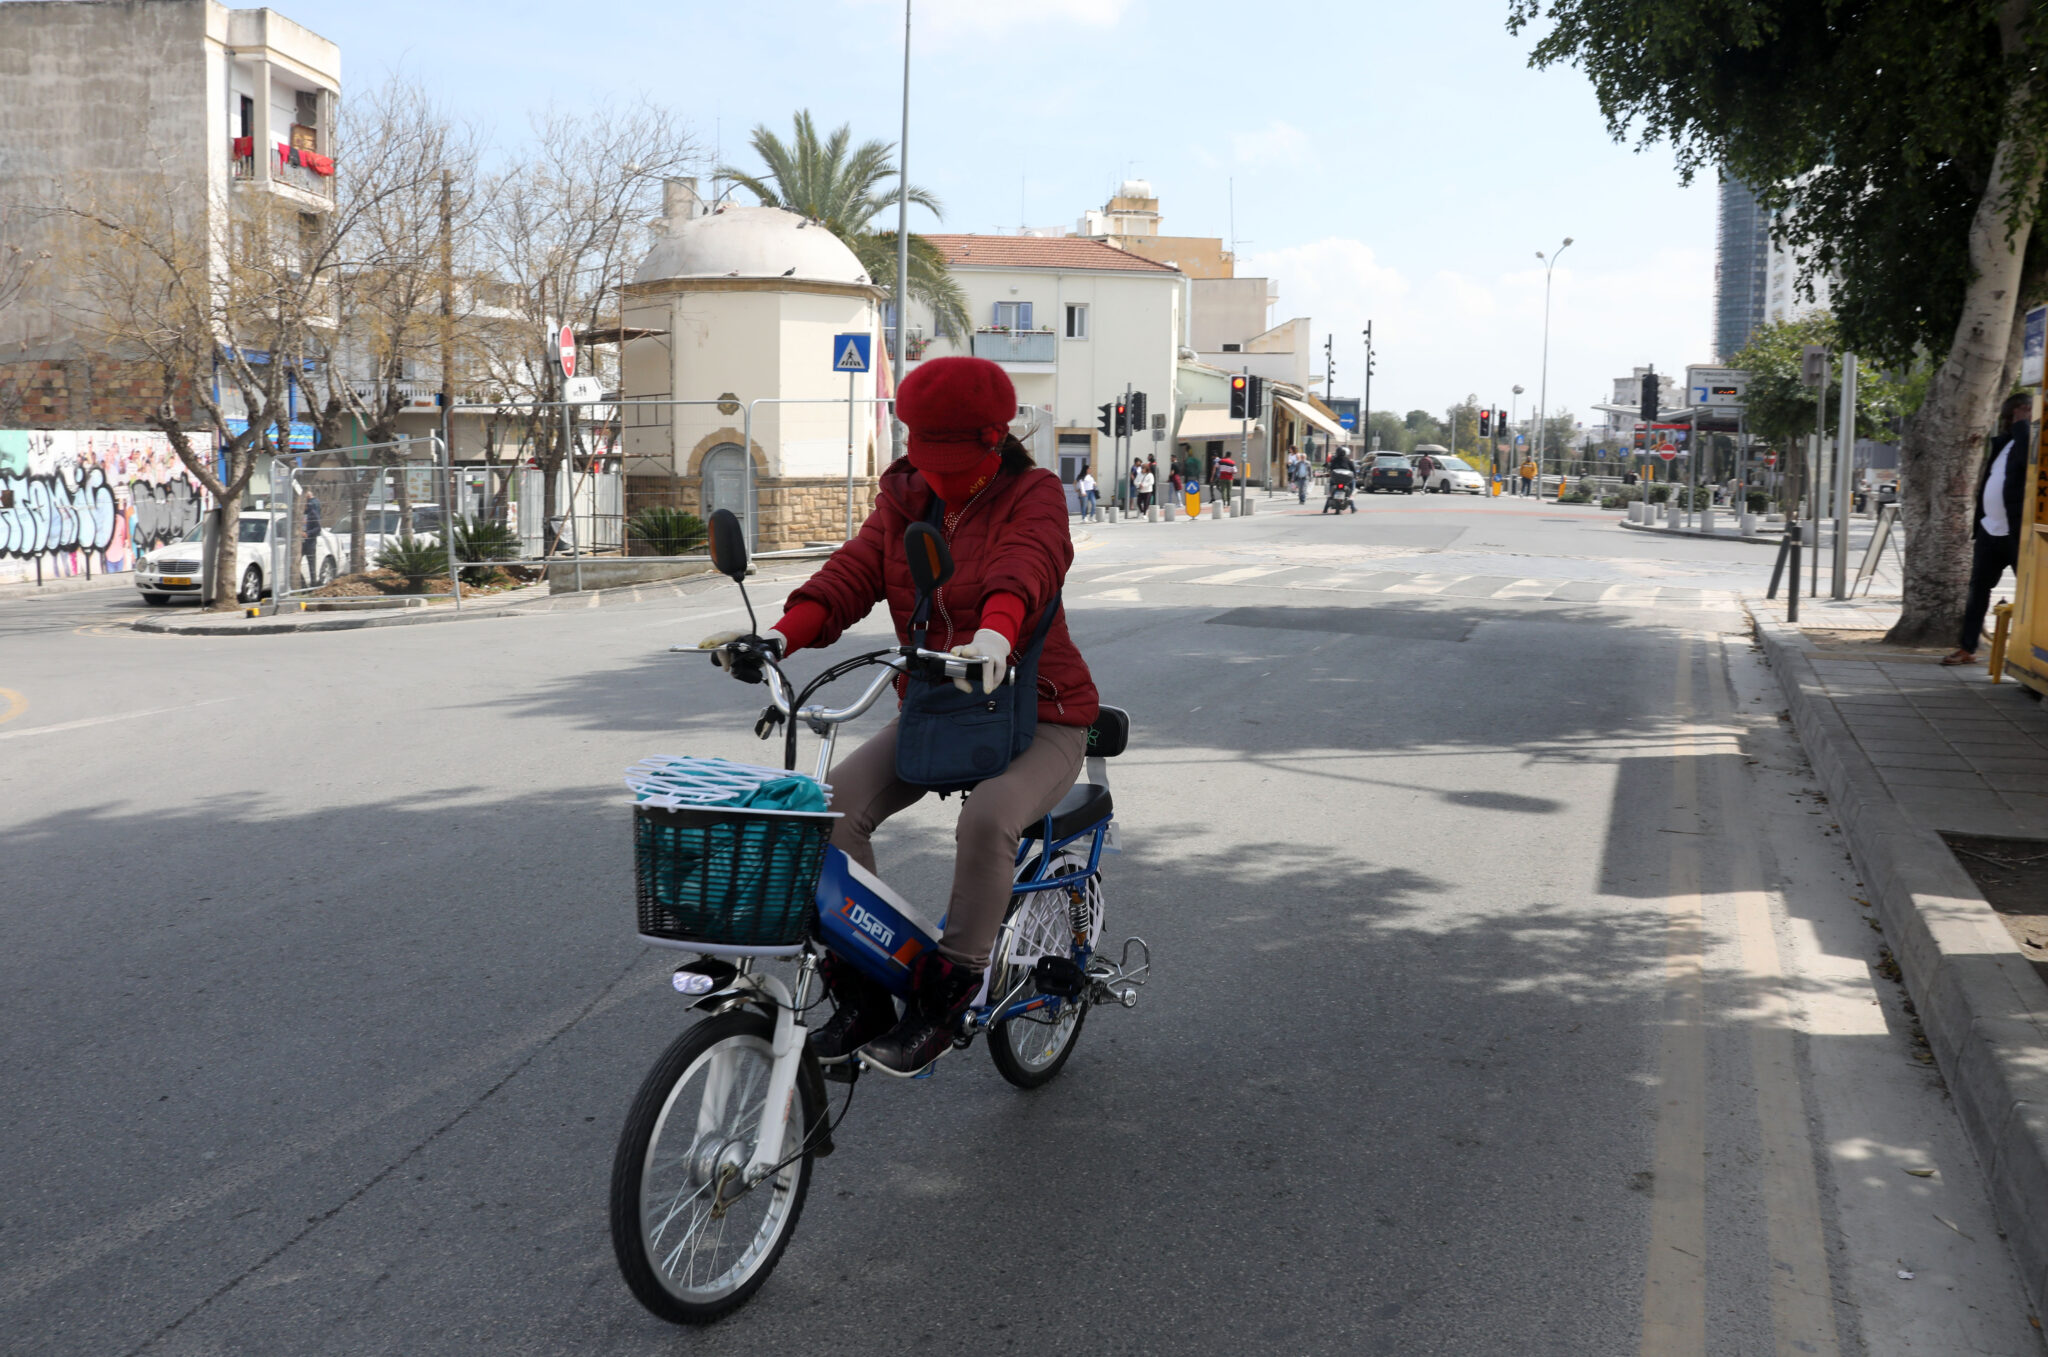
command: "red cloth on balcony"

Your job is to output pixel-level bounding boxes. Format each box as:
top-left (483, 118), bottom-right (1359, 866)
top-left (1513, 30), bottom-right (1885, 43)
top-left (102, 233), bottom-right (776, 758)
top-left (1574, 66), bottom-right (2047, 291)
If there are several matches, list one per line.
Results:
top-left (231, 136), bottom-right (253, 157)
top-left (301, 151), bottom-right (333, 176)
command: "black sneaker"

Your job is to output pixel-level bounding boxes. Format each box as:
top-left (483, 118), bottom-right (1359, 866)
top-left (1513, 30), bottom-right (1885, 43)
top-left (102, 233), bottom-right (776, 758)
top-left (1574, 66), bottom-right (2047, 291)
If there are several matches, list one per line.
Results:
top-left (808, 958), bottom-right (898, 1065)
top-left (859, 952), bottom-right (982, 1078)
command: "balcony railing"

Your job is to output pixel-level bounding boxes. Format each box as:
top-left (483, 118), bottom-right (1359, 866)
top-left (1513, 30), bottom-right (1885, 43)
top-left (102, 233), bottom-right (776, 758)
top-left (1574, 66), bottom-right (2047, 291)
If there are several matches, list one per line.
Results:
top-left (971, 329), bottom-right (1056, 364)
top-left (347, 380), bottom-right (509, 409)
top-left (231, 140), bottom-right (334, 200)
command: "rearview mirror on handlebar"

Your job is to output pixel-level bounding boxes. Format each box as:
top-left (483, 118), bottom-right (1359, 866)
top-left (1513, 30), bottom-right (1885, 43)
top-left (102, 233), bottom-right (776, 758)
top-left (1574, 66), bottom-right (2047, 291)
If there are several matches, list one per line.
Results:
top-left (708, 508), bottom-right (749, 582)
top-left (904, 522), bottom-right (953, 595)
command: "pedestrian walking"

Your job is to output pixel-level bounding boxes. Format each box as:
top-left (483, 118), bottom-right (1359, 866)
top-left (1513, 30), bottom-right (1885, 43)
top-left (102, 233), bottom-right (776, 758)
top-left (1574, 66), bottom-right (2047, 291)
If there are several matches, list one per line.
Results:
top-left (1137, 459), bottom-right (1156, 514)
top-left (1215, 450), bottom-right (1238, 502)
top-left (301, 492), bottom-right (322, 585)
top-left (1075, 465), bottom-right (1097, 522)
top-left (1289, 451), bottom-right (1311, 503)
top-left (1943, 393), bottom-right (2031, 665)
top-left (1518, 457), bottom-right (1538, 497)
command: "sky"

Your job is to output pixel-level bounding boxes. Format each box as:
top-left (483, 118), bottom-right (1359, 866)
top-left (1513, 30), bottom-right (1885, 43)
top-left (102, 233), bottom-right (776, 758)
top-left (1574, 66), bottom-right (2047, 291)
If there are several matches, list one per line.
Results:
top-left (296, 0), bottom-right (1716, 430)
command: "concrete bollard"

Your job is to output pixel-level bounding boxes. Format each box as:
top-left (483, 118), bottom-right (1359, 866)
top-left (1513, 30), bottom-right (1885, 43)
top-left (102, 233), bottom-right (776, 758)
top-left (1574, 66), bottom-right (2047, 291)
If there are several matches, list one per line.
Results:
top-left (1209, 500), bottom-right (1224, 520)
top-left (1162, 499), bottom-right (1177, 521)
top-left (1665, 503), bottom-right (1682, 529)
top-left (1738, 512), bottom-right (1756, 536)
top-left (1147, 506), bottom-right (1160, 523)
top-left (1700, 507), bottom-right (1716, 535)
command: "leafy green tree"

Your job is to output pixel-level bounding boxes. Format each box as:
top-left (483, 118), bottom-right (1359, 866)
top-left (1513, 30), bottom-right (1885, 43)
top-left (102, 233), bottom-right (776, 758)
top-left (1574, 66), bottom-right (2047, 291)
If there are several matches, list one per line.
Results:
top-left (1513, 0), bottom-right (2048, 644)
top-left (1731, 315), bottom-right (1908, 454)
top-left (718, 111), bottom-right (970, 342)
top-left (1366, 410), bottom-right (1408, 453)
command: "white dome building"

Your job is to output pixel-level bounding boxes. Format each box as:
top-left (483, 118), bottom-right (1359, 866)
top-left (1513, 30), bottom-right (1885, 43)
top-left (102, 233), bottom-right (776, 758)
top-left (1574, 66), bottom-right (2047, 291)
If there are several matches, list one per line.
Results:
top-left (620, 180), bottom-right (887, 550)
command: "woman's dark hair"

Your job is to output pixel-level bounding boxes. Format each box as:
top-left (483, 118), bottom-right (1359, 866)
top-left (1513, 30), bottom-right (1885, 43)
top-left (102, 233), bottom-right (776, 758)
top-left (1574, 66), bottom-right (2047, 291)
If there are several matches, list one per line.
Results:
top-left (2001, 392), bottom-right (2032, 424)
top-left (997, 432), bottom-right (1035, 475)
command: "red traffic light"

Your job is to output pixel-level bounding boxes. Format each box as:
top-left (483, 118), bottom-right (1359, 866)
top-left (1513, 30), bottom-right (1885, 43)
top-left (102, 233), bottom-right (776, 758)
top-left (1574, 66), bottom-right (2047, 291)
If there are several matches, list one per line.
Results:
top-left (1230, 375), bottom-right (1246, 390)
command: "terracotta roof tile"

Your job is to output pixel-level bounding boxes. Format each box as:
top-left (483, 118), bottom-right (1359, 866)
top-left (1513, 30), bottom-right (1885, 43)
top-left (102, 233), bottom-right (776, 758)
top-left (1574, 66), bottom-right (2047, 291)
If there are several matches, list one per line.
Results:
top-left (922, 235), bottom-right (1181, 274)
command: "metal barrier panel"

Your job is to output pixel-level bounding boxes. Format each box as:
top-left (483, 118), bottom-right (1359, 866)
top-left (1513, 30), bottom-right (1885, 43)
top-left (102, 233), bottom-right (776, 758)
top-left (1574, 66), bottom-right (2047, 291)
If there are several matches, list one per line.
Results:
top-left (276, 437), bottom-right (462, 610)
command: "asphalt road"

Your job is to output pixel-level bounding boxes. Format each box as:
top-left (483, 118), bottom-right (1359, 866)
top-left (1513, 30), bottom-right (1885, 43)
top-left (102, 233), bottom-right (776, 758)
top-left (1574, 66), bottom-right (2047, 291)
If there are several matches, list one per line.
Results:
top-left (2, 493), bottom-right (2041, 1355)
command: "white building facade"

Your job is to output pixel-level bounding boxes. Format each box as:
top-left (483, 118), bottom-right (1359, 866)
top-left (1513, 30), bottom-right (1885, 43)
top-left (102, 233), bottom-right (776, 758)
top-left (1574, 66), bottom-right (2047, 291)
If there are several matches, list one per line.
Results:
top-left (905, 235), bottom-right (1184, 499)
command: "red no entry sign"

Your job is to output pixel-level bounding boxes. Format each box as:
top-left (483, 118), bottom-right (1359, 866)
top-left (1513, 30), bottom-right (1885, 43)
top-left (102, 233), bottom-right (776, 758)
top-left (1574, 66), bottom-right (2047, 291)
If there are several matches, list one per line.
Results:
top-left (557, 325), bottom-right (577, 380)
top-left (1655, 444), bottom-right (1678, 460)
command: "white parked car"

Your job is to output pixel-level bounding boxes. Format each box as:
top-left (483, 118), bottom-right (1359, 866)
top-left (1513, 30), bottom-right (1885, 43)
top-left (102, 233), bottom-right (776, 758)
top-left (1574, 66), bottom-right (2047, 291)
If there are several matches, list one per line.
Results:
top-left (1414, 454), bottom-right (1488, 495)
top-left (330, 503), bottom-right (445, 560)
top-left (133, 514), bottom-right (341, 605)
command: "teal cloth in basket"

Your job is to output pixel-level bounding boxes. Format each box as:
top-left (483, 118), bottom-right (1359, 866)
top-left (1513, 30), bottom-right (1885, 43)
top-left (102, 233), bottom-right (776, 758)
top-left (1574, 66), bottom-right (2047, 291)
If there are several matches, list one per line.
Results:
top-left (732, 775), bottom-right (828, 813)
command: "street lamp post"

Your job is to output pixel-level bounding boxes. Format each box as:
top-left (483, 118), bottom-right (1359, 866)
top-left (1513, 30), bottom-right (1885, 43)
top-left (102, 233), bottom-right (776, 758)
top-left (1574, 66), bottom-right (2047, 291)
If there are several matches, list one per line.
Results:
top-left (1533, 237), bottom-right (1572, 495)
top-left (1360, 321), bottom-right (1375, 453)
top-left (892, 0), bottom-right (912, 381)
top-left (1510, 382), bottom-right (1525, 481)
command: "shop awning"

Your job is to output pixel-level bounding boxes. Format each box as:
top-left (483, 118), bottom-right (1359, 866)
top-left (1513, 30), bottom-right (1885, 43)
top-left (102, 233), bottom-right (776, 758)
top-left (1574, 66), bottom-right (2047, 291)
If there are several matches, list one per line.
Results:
top-left (1276, 396), bottom-right (1349, 441)
top-left (1175, 407), bottom-right (1251, 440)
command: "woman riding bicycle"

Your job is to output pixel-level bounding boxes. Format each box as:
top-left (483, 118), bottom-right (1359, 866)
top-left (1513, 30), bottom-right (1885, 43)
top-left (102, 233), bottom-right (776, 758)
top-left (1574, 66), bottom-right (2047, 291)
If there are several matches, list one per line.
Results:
top-left (701, 356), bottom-right (1098, 1076)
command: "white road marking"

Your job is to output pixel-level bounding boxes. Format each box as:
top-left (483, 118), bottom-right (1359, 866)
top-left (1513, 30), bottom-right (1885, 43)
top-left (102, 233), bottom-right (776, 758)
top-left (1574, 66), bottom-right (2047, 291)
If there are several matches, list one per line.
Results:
top-left (1187, 566), bottom-right (1290, 586)
top-left (1493, 578), bottom-right (1561, 600)
top-left (1602, 583), bottom-right (1663, 604)
top-left (0, 697), bottom-right (232, 741)
top-left (1383, 574), bottom-right (1468, 595)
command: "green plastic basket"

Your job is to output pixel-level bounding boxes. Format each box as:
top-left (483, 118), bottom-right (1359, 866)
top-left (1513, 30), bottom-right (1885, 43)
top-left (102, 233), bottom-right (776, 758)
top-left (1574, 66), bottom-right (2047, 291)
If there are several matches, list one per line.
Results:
top-left (633, 803), bottom-right (832, 948)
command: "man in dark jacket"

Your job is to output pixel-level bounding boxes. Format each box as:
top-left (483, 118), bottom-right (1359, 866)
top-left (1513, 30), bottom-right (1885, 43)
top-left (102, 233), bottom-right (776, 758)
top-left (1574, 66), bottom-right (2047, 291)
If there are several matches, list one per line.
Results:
top-left (1943, 393), bottom-right (2032, 665)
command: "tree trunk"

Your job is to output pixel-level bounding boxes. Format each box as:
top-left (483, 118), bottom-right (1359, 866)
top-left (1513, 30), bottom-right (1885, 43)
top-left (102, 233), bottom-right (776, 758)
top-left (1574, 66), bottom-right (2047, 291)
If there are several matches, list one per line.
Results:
top-left (213, 496), bottom-right (243, 610)
top-left (1887, 88), bottom-right (2042, 647)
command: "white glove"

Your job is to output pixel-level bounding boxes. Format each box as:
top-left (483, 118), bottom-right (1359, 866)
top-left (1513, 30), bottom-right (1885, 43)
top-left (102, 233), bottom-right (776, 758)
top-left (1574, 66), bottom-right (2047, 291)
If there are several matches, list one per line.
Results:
top-left (698, 627), bottom-right (788, 672)
top-left (949, 628), bottom-right (1011, 694)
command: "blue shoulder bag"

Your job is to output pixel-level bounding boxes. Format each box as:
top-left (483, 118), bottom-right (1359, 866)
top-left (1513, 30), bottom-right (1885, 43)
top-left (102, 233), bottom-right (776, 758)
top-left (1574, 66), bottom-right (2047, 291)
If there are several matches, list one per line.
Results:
top-left (895, 498), bottom-right (1063, 794)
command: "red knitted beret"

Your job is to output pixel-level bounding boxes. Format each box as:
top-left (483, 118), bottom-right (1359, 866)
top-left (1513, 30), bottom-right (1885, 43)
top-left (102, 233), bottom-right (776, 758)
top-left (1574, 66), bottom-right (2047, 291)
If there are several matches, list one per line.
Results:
top-left (895, 356), bottom-right (1016, 462)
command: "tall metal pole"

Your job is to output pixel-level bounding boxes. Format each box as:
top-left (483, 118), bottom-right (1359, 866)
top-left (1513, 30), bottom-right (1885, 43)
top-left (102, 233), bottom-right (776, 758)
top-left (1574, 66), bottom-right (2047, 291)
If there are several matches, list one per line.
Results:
top-left (845, 369), bottom-right (856, 541)
top-left (1535, 238), bottom-right (1572, 491)
top-left (1832, 353), bottom-right (1857, 598)
top-left (1810, 352), bottom-right (1828, 598)
top-left (1361, 321), bottom-right (1373, 453)
top-left (892, 0), bottom-right (912, 377)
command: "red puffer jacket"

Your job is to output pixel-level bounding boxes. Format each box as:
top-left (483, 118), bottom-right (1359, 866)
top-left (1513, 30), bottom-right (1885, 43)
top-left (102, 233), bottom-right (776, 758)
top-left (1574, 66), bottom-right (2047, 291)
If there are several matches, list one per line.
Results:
top-left (784, 457), bottom-right (1099, 727)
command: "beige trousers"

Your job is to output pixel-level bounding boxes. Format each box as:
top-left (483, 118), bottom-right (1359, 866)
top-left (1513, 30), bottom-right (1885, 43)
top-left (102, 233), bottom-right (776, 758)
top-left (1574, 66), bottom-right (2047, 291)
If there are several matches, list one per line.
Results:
top-left (826, 720), bottom-right (1088, 968)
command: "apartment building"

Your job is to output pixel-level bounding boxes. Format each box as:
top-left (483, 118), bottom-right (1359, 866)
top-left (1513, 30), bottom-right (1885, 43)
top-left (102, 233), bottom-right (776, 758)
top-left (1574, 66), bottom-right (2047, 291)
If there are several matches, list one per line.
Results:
top-left (902, 235), bottom-right (1184, 499)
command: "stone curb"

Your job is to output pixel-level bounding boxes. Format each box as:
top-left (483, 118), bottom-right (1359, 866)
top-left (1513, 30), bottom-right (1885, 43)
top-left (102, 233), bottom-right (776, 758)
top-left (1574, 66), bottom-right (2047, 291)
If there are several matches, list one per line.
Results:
top-left (0, 571), bottom-right (134, 601)
top-left (1617, 517), bottom-right (1778, 546)
top-left (129, 597), bottom-right (545, 636)
top-left (1754, 616), bottom-right (2048, 1313)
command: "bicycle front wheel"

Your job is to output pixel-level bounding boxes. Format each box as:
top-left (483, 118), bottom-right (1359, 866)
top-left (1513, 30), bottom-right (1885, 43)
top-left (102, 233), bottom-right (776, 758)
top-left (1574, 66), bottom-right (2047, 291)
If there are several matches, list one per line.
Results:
top-left (609, 1010), bottom-right (820, 1324)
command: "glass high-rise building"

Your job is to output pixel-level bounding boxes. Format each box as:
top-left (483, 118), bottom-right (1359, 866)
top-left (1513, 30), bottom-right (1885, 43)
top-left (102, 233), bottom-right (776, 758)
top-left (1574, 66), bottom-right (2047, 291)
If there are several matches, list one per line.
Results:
top-left (1715, 179), bottom-right (1771, 360)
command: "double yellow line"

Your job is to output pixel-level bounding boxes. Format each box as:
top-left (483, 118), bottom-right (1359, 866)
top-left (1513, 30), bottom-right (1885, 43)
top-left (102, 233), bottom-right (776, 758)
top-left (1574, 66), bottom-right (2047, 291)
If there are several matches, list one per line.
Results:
top-left (1640, 635), bottom-right (1840, 1357)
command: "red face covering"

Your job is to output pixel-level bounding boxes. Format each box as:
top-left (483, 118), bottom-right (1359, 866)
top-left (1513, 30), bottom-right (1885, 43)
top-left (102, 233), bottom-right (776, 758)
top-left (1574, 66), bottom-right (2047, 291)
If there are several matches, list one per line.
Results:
top-left (909, 442), bottom-right (1002, 509)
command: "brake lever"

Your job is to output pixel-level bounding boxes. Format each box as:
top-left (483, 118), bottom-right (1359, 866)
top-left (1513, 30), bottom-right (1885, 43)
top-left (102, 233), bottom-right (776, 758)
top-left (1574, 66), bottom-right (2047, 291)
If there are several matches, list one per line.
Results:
top-left (754, 705), bottom-right (786, 740)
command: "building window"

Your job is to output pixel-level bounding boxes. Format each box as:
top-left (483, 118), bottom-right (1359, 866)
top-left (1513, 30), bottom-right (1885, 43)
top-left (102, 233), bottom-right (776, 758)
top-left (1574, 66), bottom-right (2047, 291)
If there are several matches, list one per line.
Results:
top-left (992, 301), bottom-right (1033, 330)
top-left (1065, 304), bottom-right (1088, 340)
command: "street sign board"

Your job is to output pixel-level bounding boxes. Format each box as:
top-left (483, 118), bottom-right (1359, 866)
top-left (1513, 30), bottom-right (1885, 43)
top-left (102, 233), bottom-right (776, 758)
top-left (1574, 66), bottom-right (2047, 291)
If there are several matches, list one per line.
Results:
top-left (833, 333), bottom-right (872, 373)
top-left (1656, 446), bottom-right (1679, 460)
top-left (565, 375), bottom-right (603, 404)
top-left (1766, 452), bottom-right (1779, 468)
top-left (2025, 304), bottom-right (2047, 386)
top-left (1338, 412), bottom-right (1356, 430)
top-left (556, 325), bottom-right (576, 380)
top-left (1685, 365), bottom-right (1748, 412)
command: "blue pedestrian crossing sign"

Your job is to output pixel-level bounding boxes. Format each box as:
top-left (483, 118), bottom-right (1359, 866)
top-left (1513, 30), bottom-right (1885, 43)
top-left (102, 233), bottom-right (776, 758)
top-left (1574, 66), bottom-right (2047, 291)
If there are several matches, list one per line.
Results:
top-left (833, 333), bottom-right (872, 372)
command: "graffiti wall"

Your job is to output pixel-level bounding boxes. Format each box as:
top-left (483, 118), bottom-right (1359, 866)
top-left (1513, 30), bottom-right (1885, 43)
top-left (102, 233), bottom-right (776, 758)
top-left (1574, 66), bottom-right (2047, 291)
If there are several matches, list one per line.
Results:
top-left (0, 430), bottom-right (212, 585)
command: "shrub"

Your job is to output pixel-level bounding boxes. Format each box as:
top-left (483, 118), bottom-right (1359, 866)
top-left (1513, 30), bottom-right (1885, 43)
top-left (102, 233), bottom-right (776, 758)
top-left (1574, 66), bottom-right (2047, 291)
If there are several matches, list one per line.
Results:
top-left (1646, 484), bottom-right (1674, 504)
top-left (1600, 494), bottom-right (1625, 509)
top-left (1558, 489), bottom-right (1593, 504)
top-left (451, 515), bottom-right (519, 583)
top-left (628, 506), bottom-right (706, 556)
top-left (374, 534), bottom-right (447, 591)
top-left (1746, 490), bottom-right (1769, 512)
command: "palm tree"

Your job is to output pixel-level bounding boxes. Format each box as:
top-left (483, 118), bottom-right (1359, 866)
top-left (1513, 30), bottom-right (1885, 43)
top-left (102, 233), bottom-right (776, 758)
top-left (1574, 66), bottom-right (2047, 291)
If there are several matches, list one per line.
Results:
top-left (717, 111), bottom-right (971, 345)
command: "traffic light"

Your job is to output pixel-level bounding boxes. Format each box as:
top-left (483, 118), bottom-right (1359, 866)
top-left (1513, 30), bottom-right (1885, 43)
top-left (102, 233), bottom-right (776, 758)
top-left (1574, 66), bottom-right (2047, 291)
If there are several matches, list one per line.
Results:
top-left (1640, 372), bottom-right (1659, 423)
top-left (1247, 375), bottom-right (1264, 412)
top-left (1496, 408), bottom-right (1506, 436)
top-left (1114, 400), bottom-right (1129, 437)
top-left (1229, 374), bottom-right (1248, 419)
top-left (1478, 409), bottom-right (1491, 438)
top-left (1801, 344), bottom-right (1829, 388)
top-left (1097, 402), bottom-right (1115, 437)
top-left (1128, 390), bottom-right (1147, 433)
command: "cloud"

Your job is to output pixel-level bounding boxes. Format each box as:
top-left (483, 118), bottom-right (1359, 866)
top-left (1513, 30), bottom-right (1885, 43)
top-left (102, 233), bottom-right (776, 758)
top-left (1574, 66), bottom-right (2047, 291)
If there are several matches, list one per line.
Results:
top-left (1236, 236), bottom-right (1713, 424)
top-left (1229, 120), bottom-right (1311, 168)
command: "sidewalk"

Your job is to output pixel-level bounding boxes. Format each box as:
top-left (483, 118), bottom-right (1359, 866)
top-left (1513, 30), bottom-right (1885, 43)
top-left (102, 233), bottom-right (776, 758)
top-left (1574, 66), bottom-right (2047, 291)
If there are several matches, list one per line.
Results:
top-left (1751, 589), bottom-right (2048, 1312)
top-left (0, 570), bottom-right (133, 602)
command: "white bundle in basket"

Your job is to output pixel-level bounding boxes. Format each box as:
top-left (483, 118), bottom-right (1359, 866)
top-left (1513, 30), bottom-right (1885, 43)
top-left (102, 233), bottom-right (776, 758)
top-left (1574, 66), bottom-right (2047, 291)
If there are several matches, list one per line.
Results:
top-left (625, 756), bottom-right (833, 812)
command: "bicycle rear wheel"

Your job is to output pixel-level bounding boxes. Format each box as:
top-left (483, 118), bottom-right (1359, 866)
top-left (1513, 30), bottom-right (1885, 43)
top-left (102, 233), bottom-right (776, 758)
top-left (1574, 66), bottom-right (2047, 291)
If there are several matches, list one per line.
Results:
top-left (988, 858), bottom-right (1103, 1089)
top-left (610, 1010), bottom-right (821, 1324)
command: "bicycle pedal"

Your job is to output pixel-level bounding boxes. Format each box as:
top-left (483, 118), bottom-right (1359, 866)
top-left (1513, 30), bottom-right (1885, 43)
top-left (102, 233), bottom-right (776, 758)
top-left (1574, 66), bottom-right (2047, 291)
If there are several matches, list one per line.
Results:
top-left (1033, 955), bottom-right (1086, 999)
top-left (821, 1060), bottom-right (858, 1085)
